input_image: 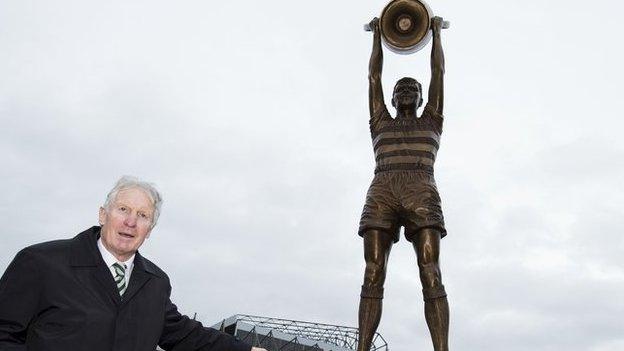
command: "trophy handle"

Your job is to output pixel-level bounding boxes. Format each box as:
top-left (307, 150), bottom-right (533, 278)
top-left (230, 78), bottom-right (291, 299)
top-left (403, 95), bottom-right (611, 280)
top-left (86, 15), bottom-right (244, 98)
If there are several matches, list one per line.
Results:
top-left (364, 20), bottom-right (450, 31)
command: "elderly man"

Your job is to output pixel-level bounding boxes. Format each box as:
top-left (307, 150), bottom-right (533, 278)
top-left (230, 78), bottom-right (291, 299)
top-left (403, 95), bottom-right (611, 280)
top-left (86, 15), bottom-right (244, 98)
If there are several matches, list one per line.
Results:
top-left (0, 176), bottom-right (264, 351)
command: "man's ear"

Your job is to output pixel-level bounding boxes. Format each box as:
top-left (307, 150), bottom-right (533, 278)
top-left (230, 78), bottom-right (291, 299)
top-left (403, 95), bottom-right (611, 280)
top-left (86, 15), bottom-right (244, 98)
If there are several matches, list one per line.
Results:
top-left (98, 207), bottom-right (107, 226)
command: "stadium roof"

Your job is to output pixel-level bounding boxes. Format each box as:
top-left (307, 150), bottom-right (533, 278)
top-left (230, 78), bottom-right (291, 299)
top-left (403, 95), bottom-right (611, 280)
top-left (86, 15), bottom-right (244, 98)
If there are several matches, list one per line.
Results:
top-left (212, 314), bottom-right (388, 351)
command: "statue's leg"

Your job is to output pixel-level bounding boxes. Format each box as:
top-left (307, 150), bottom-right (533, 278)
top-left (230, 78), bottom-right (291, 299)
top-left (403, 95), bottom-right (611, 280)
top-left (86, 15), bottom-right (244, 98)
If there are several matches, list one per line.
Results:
top-left (357, 229), bottom-right (393, 351)
top-left (410, 227), bottom-right (449, 351)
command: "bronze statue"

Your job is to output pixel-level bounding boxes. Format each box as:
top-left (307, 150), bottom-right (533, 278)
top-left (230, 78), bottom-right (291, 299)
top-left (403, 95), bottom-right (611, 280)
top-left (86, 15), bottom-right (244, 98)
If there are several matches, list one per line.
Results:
top-left (356, 15), bottom-right (449, 351)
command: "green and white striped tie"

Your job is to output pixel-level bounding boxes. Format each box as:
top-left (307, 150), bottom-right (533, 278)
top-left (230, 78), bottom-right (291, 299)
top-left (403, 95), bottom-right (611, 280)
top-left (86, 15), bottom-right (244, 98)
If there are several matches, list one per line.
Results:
top-left (112, 262), bottom-right (127, 296)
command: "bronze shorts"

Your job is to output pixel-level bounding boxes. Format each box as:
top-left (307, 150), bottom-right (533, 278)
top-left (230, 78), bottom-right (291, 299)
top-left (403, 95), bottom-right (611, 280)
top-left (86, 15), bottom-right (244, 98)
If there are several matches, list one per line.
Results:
top-left (358, 171), bottom-right (446, 242)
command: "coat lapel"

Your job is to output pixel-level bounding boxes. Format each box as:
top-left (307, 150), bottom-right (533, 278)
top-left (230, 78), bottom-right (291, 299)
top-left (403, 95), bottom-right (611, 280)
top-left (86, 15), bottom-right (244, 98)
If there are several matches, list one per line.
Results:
top-left (92, 264), bottom-right (123, 306)
top-left (69, 227), bottom-right (158, 309)
top-left (70, 226), bottom-right (122, 307)
top-left (120, 252), bottom-right (153, 307)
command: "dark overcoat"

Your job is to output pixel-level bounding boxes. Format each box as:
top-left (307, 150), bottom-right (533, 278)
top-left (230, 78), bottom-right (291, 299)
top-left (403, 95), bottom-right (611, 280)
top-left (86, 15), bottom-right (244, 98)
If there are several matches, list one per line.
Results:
top-left (0, 226), bottom-right (250, 351)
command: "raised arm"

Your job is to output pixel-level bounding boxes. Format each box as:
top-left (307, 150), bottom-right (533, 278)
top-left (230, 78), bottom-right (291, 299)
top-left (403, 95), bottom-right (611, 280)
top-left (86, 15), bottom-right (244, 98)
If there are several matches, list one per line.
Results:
top-left (427, 16), bottom-right (445, 115)
top-left (368, 17), bottom-right (386, 118)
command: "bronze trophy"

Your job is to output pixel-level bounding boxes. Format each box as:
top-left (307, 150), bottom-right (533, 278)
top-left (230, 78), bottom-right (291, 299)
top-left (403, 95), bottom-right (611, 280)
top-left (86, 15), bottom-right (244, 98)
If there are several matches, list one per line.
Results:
top-left (357, 1), bottom-right (450, 351)
top-left (364, 0), bottom-right (449, 53)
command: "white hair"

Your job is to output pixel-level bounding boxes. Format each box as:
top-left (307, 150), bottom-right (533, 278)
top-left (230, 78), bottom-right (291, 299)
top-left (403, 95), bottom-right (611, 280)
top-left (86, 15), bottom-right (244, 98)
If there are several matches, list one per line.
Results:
top-left (103, 176), bottom-right (163, 228)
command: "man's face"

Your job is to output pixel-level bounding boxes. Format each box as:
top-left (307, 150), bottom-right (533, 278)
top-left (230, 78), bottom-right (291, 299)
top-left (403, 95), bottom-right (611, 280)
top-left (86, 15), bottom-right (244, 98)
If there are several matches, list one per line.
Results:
top-left (393, 83), bottom-right (420, 108)
top-left (99, 187), bottom-right (154, 261)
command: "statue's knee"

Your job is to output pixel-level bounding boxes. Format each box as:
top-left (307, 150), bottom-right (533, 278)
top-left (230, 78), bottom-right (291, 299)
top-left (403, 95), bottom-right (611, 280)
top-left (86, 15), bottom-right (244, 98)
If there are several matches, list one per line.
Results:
top-left (361, 285), bottom-right (384, 299)
top-left (419, 262), bottom-right (441, 283)
top-left (364, 261), bottom-right (386, 284)
top-left (420, 263), bottom-right (446, 301)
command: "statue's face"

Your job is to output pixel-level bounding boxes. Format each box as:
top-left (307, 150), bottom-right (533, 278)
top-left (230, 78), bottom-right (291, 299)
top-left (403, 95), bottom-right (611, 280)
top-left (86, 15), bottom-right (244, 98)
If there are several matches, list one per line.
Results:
top-left (392, 82), bottom-right (421, 108)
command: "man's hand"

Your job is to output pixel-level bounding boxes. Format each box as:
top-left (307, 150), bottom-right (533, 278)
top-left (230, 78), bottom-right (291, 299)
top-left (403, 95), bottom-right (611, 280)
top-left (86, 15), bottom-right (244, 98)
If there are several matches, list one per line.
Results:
top-left (431, 16), bottom-right (444, 33)
top-left (251, 347), bottom-right (267, 351)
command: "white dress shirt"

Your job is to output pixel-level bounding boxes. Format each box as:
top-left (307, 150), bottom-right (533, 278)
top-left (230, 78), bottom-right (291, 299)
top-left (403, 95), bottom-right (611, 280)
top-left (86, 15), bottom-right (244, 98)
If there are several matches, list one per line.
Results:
top-left (97, 238), bottom-right (135, 283)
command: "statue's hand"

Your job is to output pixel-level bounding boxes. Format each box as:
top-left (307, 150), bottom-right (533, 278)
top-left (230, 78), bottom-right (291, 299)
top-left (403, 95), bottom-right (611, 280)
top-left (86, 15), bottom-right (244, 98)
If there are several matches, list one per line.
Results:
top-left (431, 16), bottom-right (444, 32)
top-left (368, 17), bottom-right (380, 33)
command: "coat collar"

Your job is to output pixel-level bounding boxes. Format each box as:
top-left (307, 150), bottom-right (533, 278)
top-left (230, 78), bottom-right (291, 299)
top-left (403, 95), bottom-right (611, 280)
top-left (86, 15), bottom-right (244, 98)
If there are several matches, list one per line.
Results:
top-left (69, 226), bottom-right (102, 267)
top-left (69, 226), bottom-right (159, 276)
top-left (68, 226), bottom-right (161, 307)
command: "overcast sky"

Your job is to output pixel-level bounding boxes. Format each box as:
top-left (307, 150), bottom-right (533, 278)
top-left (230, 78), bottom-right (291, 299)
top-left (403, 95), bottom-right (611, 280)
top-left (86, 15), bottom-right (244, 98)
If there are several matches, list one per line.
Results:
top-left (1, 0), bottom-right (623, 350)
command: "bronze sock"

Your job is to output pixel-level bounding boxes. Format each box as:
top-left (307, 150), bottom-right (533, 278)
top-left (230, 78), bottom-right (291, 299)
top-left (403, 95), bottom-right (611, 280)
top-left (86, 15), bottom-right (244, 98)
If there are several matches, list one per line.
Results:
top-left (424, 296), bottom-right (449, 351)
top-left (357, 295), bottom-right (383, 351)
